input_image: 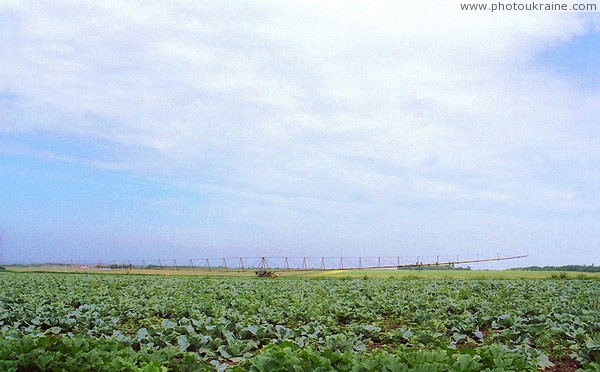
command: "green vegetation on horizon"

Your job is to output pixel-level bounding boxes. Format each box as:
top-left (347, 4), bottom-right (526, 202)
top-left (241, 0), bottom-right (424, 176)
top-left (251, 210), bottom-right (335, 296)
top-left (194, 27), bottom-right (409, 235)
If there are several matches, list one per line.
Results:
top-left (512, 264), bottom-right (600, 272)
top-left (317, 268), bottom-right (600, 280)
top-left (5, 265), bottom-right (600, 280)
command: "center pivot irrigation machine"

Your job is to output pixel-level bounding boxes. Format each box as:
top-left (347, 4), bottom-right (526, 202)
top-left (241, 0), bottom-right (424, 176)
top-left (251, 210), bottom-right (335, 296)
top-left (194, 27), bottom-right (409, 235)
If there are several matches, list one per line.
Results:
top-left (252, 254), bottom-right (529, 277)
top-left (87, 254), bottom-right (528, 277)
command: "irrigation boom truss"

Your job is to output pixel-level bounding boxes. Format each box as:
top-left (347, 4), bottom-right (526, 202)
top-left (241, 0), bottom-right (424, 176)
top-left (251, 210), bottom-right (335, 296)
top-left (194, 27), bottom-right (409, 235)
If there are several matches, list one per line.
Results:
top-left (256, 255), bottom-right (528, 276)
top-left (85, 254), bottom-right (529, 276)
top-left (355, 254), bottom-right (529, 270)
top-left (253, 254), bottom-right (528, 276)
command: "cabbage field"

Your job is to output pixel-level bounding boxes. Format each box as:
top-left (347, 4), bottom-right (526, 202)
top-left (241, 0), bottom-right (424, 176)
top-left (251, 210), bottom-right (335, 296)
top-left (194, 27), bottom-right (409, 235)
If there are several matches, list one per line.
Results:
top-left (0, 272), bottom-right (599, 371)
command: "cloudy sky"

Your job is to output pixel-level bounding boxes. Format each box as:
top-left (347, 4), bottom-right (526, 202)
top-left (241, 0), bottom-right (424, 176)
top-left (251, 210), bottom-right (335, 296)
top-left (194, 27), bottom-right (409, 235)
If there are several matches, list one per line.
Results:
top-left (1, 1), bottom-right (599, 267)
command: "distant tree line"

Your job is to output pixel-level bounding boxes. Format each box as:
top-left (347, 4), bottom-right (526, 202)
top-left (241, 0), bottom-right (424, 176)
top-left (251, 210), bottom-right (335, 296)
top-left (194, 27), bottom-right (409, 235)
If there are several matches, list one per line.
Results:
top-left (512, 264), bottom-right (599, 273)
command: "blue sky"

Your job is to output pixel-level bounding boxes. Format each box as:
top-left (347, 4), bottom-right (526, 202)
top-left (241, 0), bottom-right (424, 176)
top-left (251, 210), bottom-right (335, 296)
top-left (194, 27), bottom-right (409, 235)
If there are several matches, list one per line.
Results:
top-left (1, 2), bottom-right (599, 267)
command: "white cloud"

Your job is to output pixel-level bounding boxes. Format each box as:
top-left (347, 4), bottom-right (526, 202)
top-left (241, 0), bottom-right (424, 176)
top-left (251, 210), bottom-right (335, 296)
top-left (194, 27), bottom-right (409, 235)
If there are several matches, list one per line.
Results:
top-left (1, 1), bottom-right (600, 262)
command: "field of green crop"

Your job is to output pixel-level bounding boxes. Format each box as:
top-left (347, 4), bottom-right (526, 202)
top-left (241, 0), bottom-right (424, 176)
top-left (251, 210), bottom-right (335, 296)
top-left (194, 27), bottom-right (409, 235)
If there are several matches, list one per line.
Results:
top-left (1, 272), bottom-right (599, 371)
top-left (8, 266), bottom-right (600, 280)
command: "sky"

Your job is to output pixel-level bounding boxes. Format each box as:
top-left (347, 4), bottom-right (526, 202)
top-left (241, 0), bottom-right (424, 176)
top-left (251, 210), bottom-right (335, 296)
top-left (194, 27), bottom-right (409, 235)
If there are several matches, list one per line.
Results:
top-left (1, 1), bottom-right (599, 268)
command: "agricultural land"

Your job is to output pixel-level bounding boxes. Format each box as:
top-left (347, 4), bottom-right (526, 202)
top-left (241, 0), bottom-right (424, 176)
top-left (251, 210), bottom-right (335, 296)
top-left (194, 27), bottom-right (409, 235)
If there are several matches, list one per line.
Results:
top-left (0, 270), bottom-right (599, 371)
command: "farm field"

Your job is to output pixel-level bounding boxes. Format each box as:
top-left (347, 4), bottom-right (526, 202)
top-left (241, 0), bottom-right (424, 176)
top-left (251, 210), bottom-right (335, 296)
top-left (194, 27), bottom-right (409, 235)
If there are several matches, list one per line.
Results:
top-left (319, 269), bottom-right (600, 280)
top-left (0, 272), bottom-right (599, 371)
top-left (5, 265), bottom-right (600, 280)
